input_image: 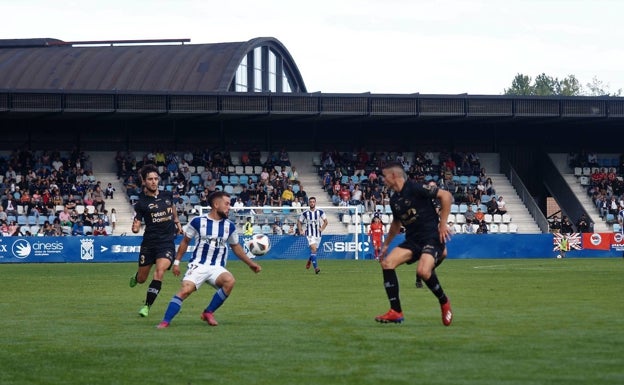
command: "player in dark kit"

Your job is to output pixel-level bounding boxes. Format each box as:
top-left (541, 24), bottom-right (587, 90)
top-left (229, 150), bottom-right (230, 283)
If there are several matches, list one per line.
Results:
top-left (129, 164), bottom-right (183, 317)
top-left (375, 162), bottom-right (453, 326)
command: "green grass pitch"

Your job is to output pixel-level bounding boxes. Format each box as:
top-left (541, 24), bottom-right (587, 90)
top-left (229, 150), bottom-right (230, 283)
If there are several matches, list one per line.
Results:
top-left (1, 258), bottom-right (622, 385)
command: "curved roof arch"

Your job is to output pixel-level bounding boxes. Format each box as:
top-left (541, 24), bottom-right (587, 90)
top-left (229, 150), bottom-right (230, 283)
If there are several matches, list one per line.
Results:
top-left (0, 37), bottom-right (307, 93)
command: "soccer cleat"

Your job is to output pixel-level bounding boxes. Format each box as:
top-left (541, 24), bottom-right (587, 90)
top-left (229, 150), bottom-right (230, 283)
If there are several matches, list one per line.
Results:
top-left (305, 259), bottom-right (311, 269)
top-left (129, 274), bottom-right (138, 288)
top-left (138, 305), bottom-right (150, 317)
top-left (441, 300), bottom-right (453, 326)
top-left (315, 268), bottom-right (320, 274)
top-left (375, 309), bottom-right (404, 324)
top-left (415, 278), bottom-right (423, 288)
top-left (201, 311), bottom-right (218, 326)
top-left (156, 321), bottom-right (169, 329)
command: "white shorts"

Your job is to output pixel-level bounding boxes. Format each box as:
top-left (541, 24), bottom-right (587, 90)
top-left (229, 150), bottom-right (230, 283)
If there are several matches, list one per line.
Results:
top-left (306, 235), bottom-right (322, 247)
top-left (183, 263), bottom-right (228, 290)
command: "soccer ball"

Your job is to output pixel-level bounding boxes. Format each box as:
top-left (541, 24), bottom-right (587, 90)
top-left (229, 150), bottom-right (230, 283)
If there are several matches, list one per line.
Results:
top-left (247, 234), bottom-right (271, 256)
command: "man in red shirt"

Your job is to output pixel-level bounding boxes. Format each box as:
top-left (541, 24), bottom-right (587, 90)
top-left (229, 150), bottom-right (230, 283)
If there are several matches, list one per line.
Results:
top-left (368, 214), bottom-right (385, 260)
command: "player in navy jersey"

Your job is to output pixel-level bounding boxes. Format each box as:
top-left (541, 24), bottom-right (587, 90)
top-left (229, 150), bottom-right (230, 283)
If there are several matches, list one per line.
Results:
top-left (129, 164), bottom-right (183, 317)
top-left (375, 162), bottom-right (454, 326)
top-left (297, 197), bottom-right (328, 274)
top-left (157, 191), bottom-right (261, 328)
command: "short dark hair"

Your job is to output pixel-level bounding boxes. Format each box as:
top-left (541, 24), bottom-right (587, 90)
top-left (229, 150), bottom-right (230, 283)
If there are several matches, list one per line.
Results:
top-left (382, 161), bottom-right (404, 171)
top-left (207, 191), bottom-right (230, 207)
top-left (139, 164), bottom-right (159, 183)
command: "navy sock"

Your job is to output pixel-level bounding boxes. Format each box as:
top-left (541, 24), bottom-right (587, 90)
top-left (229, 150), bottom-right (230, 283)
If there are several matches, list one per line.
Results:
top-left (145, 279), bottom-right (162, 306)
top-left (424, 271), bottom-right (448, 304)
top-left (382, 269), bottom-right (401, 312)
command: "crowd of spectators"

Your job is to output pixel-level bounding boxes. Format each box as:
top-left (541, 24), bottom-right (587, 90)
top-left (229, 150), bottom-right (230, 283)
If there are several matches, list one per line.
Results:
top-left (317, 148), bottom-right (492, 211)
top-left (560, 149), bottom-right (624, 233)
top-left (117, 147), bottom-right (306, 233)
top-left (0, 149), bottom-right (116, 236)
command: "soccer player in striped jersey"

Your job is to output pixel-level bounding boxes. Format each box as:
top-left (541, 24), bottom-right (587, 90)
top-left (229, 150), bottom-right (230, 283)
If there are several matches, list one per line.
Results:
top-left (156, 191), bottom-right (261, 328)
top-left (297, 197), bottom-right (328, 274)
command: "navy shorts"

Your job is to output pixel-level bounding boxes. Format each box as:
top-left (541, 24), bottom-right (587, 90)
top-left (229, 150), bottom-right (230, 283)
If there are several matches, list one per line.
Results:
top-left (138, 244), bottom-right (175, 268)
top-left (397, 238), bottom-right (445, 265)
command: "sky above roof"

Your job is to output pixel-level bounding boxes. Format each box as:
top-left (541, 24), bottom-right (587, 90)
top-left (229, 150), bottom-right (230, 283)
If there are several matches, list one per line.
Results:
top-left (5, 0), bottom-right (623, 95)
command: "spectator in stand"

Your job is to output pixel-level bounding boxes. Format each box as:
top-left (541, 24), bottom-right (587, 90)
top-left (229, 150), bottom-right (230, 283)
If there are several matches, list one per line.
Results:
top-left (239, 185), bottom-right (252, 207)
top-left (124, 174), bottom-right (140, 194)
top-left (7, 220), bottom-right (19, 236)
top-left (560, 216), bottom-right (573, 234)
top-left (321, 171), bottom-right (332, 192)
top-left (72, 219), bottom-right (85, 235)
top-left (576, 214), bottom-right (591, 233)
top-left (476, 220), bottom-right (488, 234)
top-left (92, 217), bottom-right (108, 236)
top-left (0, 207), bottom-right (7, 224)
top-left (462, 220), bottom-right (475, 234)
top-left (464, 204), bottom-right (476, 225)
top-left (362, 185), bottom-right (374, 212)
top-left (59, 207), bottom-right (73, 227)
top-left (269, 187), bottom-right (282, 207)
top-left (0, 221), bottom-right (10, 236)
top-left (104, 183), bottom-right (115, 199)
top-left (110, 208), bottom-right (117, 232)
top-left (260, 167), bottom-right (270, 184)
top-left (549, 216), bottom-right (561, 233)
top-left (484, 177), bottom-right (495, 196)
top-left (92, 185), bottom-right (105, 213)
top-left (255, 184), bottom-right (268, 207)
top-left (608, 196), bottom-right (619, 216)
top-left (232, 197), bottom-right (245, 223)
top-left (339, 184), bottom-right (351, 205)
top-left (587, 151), bottom-right (599, 168)
top-left (292, 196), bottom-right (303, 214)
top-left (443, 156), bottom-right (457, 174)
top-left (281, 185), bottom-right (295, 206)
top-left (338, 195), bottom-right (350, 221)
top-left (368, 169), bottom-right (378, 185)
top-left (4, 195), bottom-right (18, 216)
top-left (295, 184), bottom-right (308, 205)
top-left (353, 151), bottom-right (365, 177)
top-left (322, 152), bottom-right (335, 170)
top-left (487, 196), bottom-right (498, 215)
top-left (82, 189), bottom-right (93, 207)
top-left (495, 196), bottom-right (507, 215)
top-left (249, 147), bottom-right (262, 166)
top-left (51, 217), bottom-right (63, 236)
top-left (101, 210), bottom-right (111, 227)
top-left (331, 180), bottom-right (342, 204)
top-left (474, 207), bottom-right (485, 223)
top-left (350, 184), bottom-right (363, 205)
top-left (287, 166), bottom-right (299, 183)
top-left (279, 148), bottom-right (291, 166)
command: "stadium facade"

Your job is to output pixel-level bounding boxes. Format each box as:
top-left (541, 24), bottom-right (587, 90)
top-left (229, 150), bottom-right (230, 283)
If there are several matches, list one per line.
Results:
top-left (1, 36), bottom-right (624, 235)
